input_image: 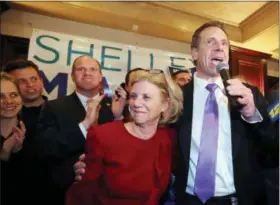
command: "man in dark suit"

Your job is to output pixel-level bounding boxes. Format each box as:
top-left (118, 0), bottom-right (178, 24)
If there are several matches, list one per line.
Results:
top-left (36, 56), bottom-right (116, 205)
top-left (174, 21), bottom-right (277, 205)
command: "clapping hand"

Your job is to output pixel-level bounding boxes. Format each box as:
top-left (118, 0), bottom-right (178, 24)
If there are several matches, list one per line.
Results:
top-left (82, 94), bottom-right (106, 130)
top-left (12, 121), bottom-right (26, 152)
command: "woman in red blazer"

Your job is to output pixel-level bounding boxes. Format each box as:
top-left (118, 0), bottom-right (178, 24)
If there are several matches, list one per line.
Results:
top-left (66, 69), bottom-right (183, 205)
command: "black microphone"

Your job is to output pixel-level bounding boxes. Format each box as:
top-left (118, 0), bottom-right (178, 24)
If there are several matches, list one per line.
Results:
top-left (216, 62), bottom-right (243, 109)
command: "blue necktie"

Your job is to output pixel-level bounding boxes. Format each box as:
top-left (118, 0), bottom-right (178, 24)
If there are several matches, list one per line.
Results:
top-left (194, 83), bottom-right (219, 203)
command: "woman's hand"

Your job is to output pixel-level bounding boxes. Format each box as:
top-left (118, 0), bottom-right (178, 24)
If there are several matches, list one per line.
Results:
top-left (11, 121), bottom-right (26, 153)
top-left (0, 121), bottom-right (26, 160)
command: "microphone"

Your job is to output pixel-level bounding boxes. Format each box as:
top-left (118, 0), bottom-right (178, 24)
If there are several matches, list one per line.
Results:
top-left (267, 99), bottom-right (279, 122)
top-left (216, 62), bottom-right (242, 109)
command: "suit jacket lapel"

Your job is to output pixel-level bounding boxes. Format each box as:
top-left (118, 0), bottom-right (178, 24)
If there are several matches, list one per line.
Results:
top-left (98, 97), bottom-right (114, 124)
top-left (178, 80), bottom-right (194, 166)
top-left (69, 92), bottom-right (86, 123)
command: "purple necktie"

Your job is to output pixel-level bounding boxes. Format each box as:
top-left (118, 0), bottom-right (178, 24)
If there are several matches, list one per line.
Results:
top-left (194, 83), bottom-right (219, 203)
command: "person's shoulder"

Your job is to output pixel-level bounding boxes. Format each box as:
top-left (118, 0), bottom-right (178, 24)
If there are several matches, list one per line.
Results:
top-left (156, 126), bottom-right (177, 148)
top-left (45, 93), bottom-right (76, 108)
top-left (87, 121), bottom-right (124, 144)
top-left (89, 121), bottom-right (123, 136)
top-left (46, 94), bottom-right (69, 104)
top-left (157, 126), bottom-right (176, 139)
top-left (98, 120), bottom-right (122, 130)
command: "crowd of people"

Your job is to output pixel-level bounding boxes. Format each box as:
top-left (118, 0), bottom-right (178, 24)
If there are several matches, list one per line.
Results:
top-left (0, 21), bottom-right (278, 205)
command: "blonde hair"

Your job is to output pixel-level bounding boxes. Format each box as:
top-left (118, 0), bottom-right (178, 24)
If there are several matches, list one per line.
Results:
top-left (0, 72), bottom-right (17, 87)
top-left (131, 70), bottom-right (183, 125)
top-left (127, 69), bottom-right (147, 92)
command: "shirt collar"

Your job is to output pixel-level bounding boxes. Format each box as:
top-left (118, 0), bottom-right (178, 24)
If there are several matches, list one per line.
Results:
top-left (194, 72), bottom-right (224, 92)
top-left (75, 91), bottom-right (99, 106)
top-left (42, 95), bottom-right (48, 101)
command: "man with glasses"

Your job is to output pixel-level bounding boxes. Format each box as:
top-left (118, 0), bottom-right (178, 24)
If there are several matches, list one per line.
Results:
top-left (36, 56), bottom-right (116, 205)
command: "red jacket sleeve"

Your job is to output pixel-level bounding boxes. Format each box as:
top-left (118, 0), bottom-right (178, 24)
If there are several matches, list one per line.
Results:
top-left (66, 126), bottom-right (105, 205)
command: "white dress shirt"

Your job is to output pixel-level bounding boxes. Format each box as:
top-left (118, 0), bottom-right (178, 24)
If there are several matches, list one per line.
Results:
top-left (186, 73), bottom-right (263, 196)
top-left (76, 91), bottom-right (99, 139)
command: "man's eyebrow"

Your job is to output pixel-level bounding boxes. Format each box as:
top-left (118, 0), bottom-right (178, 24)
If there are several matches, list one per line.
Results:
top-left (17, 75), bottom-right (36, 80)
top-left (221, 39), bottom-right (229, 43)
top-left (206, 37), bottom-right (215, 41)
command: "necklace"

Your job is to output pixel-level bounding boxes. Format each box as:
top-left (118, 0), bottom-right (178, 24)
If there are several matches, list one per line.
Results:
top-left (131, 124), bottom-right (155, 140)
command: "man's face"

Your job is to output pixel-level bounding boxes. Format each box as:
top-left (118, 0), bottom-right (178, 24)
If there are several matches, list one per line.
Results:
top-left (174, 72), bottom-right (192, 87)
top-left (9, 67), bottom-right (43, 103)
top-left (192, 26), bottom-right (229, 78)
top-left (71, 56), bottom-right (102, 92)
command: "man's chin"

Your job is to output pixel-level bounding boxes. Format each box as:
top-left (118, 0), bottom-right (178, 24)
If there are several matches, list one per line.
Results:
top-left (209, 72), bottom-right (220, 78)
top-left (80, 86), bottom-right (100, 92)
top-left (208, 65), bottom-right (219, 75)
top-left (24, 95), bottom-right (41, 103)
top-left (204, 69), bottom-right (219, 78)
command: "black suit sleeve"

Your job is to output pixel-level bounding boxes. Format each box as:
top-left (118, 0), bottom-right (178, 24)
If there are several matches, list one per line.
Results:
top-left (247, 86), bottom-right (278, 150)
top-left (36, 101), bottom-right (85, 161)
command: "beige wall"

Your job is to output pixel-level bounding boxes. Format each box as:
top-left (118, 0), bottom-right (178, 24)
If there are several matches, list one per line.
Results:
top-left (1, 9), bottom-right (278, 77)
top-left (1, 9), bottom-right (191, 54)
top-left (267, 58), bottom-right (279, 78)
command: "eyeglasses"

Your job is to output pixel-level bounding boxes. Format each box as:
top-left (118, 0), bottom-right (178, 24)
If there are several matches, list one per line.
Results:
top-left (146, 69), bottom-right (164, 75)
top-left (144, 69), bottom-right (171, 96)
top-left (145, 69), bottom-right (167, 85)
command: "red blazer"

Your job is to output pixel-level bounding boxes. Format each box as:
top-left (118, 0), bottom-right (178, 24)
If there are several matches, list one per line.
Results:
top-left (66, 120), bottom-right (176, 205)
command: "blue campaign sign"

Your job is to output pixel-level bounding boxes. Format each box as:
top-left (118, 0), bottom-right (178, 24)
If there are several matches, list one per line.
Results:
top-left (28, 29), bottom-right (194, 100)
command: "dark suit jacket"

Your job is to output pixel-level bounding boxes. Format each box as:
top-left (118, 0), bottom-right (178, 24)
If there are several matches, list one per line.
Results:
top-left (36, 92), bottom-right (114, 196)
top-left (174, 80), bottom-right (277, 205)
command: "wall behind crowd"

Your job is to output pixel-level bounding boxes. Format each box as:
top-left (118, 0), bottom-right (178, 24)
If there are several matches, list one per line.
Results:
top-left (1, 9), bottom-right (279, 100)
top-left (1, 9), bottom-right (191, 56)
top-left (1, 9), bottom-right (196, 99)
